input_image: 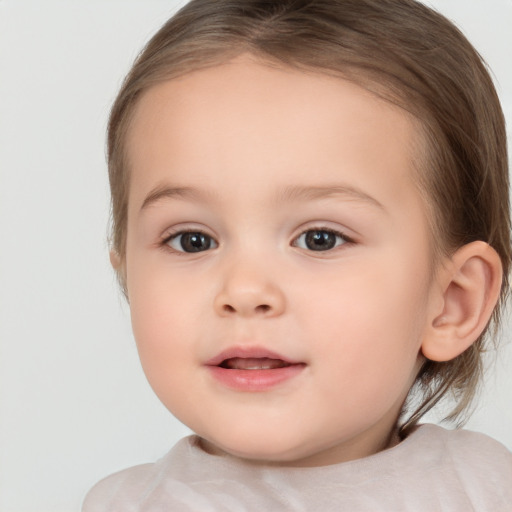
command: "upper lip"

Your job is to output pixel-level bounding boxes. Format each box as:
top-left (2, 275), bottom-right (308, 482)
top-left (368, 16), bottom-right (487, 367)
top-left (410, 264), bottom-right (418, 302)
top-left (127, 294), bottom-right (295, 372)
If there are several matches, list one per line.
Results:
top-left (205, 346), bottom-right (303, 367)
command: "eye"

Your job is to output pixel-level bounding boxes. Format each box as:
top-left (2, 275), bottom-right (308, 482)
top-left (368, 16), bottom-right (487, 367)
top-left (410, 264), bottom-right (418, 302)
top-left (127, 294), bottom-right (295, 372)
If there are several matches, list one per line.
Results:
top-left (165, 231), bottom-right (218, 253)
top-left (293, 228), bottom-right (349, 252)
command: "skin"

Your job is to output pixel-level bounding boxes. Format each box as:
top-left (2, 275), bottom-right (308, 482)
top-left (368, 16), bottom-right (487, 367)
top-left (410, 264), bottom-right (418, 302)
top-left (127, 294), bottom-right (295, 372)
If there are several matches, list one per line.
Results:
top-left (119, 56), bottom-right (493, 467)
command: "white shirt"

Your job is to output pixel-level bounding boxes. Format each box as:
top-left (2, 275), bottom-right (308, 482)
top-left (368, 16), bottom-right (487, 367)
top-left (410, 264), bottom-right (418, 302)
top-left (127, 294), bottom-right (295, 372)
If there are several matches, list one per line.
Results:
top-left (82, 424), bottom-right (512, 511)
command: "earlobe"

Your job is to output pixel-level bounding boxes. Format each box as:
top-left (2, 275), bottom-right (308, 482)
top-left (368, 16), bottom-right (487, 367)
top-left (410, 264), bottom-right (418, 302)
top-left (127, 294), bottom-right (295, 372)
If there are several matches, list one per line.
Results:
top-left (109, 249), bottom-right (129, 298)
top-left (110, 249), bottom-right (121, 270)
top-left (421, 241), bottom-right (503, 362)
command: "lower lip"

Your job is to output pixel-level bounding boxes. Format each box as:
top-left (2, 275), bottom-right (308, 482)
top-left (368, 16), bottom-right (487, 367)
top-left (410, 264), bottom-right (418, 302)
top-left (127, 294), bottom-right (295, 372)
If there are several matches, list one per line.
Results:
top-left (206, 364), bottom-right (305, 391)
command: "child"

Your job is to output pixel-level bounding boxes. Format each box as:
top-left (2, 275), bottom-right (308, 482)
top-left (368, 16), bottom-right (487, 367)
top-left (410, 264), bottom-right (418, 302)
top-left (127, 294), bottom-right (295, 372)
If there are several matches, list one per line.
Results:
top-left (83, 0), bottom-right (512, 509)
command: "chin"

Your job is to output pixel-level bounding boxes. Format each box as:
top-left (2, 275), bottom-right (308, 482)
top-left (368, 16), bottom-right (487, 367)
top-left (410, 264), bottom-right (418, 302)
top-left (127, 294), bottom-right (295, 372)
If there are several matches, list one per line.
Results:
top-left (199, 428), bottom-right (317, 464)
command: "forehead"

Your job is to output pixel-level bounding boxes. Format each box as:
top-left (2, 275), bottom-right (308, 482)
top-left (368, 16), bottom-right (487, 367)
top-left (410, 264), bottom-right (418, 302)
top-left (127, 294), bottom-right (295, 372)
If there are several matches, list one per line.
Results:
top-left (125, 56), bottom-right (423, 215)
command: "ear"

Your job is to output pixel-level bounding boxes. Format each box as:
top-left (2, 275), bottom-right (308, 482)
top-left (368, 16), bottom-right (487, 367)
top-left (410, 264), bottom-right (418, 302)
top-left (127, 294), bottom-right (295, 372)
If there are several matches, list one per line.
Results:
top-left (421, 241), bottom-right (503, 362)
top-left (109, 249), bottom-right (122, 270)
top-left (110, 249), bottom-right (129, 297)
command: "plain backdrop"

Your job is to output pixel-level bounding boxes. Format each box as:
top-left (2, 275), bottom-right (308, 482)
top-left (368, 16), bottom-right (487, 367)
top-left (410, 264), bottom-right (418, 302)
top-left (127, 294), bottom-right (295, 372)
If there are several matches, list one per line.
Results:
top-left (0, 1), bottom-right (511, 511)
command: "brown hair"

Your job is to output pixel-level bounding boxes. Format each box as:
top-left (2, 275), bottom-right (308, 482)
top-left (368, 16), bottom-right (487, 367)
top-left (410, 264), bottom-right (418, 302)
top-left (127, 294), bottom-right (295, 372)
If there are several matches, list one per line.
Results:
top-left (107, 0), bottom-right (510, 428)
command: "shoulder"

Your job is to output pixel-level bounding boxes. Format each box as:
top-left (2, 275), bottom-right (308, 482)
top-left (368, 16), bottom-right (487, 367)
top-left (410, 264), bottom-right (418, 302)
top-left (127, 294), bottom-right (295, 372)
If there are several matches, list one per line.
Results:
top-left (81, 436), bottom-right (198, 512)
top-left (420, 423), bottom-right (512, 468)
top-left (412, 424), bottom-right (512, 505)
top-left (81, 463), bottom-right (154, 512)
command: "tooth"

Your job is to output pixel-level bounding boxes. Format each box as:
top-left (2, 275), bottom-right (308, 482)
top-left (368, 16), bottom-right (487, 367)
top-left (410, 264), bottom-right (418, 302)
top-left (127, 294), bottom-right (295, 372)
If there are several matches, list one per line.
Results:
top-left (223, 357), bottom-right (289, 370)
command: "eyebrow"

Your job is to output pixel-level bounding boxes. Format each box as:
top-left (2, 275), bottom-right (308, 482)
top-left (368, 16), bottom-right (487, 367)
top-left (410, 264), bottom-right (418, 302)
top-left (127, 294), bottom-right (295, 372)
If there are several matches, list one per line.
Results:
top-left (140, 185), bottom-right (211, 211)
top-left (277, 184), bottom-right (385, 211)
top-left (140, 182), bottom-right (385, 212)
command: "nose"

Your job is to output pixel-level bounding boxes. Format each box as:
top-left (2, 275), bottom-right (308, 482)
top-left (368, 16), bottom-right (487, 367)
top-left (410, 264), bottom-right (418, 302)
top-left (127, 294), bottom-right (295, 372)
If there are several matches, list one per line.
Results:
top-left (213, 261), bottom-right (286, 318)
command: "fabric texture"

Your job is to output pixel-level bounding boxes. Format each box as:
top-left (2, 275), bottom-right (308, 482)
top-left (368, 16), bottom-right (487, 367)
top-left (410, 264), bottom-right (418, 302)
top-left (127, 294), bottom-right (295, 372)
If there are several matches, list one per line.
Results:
top-left (82, 424), bottom-right (512, 511)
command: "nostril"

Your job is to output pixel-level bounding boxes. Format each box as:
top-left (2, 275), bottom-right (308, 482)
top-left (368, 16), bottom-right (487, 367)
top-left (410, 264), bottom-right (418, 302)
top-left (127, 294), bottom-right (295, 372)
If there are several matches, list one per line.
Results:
top-left (222, 304), bottom-right (271, 314)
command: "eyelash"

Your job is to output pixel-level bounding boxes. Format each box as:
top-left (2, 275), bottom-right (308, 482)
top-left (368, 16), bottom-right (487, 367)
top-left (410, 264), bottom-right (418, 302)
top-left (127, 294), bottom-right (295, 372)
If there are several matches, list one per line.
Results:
top-left (161, 226), bottom-right (354, 254)
top-left (292, 227), bottom-right (352, 252)
top-left (162, 230), bottom-right (218, 255)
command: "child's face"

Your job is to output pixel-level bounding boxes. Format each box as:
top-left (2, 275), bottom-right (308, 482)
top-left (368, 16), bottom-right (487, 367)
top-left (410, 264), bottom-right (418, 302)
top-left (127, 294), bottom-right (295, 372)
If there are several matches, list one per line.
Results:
top-left (123, 56), bottom-right (440, 466)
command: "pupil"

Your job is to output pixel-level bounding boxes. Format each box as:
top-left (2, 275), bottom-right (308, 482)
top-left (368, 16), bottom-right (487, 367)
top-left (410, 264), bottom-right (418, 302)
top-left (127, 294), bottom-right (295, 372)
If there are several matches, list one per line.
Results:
top-left (182, 233), bottom-right (210, 252)
top-left (305, 230), bottom-right (336, 251)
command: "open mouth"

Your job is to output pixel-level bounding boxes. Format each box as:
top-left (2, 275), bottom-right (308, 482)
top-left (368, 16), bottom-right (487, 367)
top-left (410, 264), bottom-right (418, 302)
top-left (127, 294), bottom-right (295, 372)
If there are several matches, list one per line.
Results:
top-left (206, 349), bottom-right (305, 390)
top-left (219, 357), bottom-right (292, 370)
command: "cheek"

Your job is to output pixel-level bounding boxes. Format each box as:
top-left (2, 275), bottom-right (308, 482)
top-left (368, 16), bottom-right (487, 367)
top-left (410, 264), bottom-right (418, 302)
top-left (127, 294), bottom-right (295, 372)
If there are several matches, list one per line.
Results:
top-left (298, 256), bottom-right (429, 384)
top-left (128, 249), bottom-right (201, 336)
top-left (126, 261), bottom-right (201, 386)
top-left (129, 296), bottom-right (201, 418)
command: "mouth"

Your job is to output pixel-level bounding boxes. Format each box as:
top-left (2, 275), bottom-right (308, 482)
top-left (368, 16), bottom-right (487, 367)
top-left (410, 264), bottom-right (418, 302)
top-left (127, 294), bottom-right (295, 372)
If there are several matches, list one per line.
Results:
top-left (205, 346), bottom-right (303, 368)
top-left (205, 347), bottom-right (305, 391)
top-left (219, 357), bottom-right (293, 370)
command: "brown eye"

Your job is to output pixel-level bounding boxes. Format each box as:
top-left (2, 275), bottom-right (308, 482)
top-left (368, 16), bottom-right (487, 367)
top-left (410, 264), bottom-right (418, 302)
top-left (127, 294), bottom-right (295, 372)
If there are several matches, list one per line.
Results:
top-left (167, 232), bottom-right (217, 253)
top-left (294, 229), bottom-right (347, 251)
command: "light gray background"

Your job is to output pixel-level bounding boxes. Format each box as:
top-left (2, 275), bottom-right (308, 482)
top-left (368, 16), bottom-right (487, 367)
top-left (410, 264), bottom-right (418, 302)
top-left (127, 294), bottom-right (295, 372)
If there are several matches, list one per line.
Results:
top-left (0, 1), bottom-right (511, 511)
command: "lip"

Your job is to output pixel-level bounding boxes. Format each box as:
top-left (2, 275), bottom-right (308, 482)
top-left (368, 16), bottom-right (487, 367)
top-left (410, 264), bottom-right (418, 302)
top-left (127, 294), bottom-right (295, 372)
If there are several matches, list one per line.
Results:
top-left (205, 346), bottom-right (302, 366)
top-left (205, 346), bottom-right (306, 392)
